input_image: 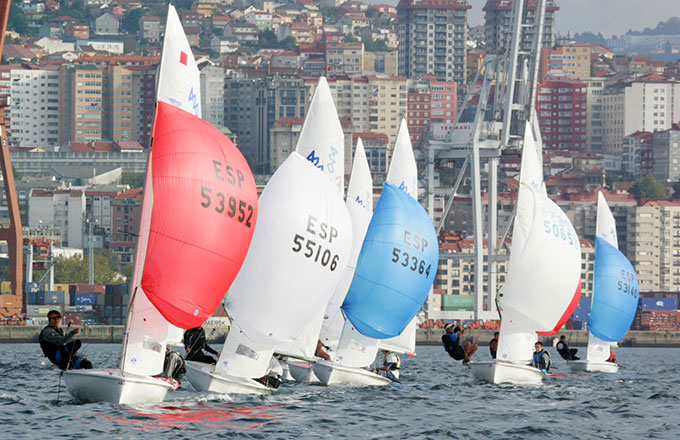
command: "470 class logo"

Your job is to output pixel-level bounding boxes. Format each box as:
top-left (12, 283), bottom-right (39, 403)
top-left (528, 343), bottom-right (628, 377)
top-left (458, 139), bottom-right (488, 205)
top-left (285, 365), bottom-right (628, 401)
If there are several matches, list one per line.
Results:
top-left (306, 146), bottom-right (339, 173)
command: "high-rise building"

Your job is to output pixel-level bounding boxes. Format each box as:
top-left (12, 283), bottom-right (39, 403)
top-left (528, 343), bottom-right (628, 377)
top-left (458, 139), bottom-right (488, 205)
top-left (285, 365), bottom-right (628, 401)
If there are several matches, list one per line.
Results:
top-left (539, 43), bottom-right (591, 80)
top-left (483, 0), bottom-right (559, 54)
top-left (127, 65), bottom-right (157, 148)
top-left (536, 78), bottom-right (587, 151)
top-left (584, 78), bottom-right (605, 154)
top-left (651, 125), bottom-right (680, 182)
top-left (9, 66), bottom-right (61, 149)
top-left (407, 77), bottom-right (457, 148)
top-left (397, 0), bottom-right (470, 83)
top-left (200, 65), bottom-right (225, 128)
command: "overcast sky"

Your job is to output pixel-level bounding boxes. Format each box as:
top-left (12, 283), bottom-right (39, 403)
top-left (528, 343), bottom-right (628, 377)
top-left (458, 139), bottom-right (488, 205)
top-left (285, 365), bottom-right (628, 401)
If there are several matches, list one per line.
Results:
top-left (370, 0), bottom-right (678, 38)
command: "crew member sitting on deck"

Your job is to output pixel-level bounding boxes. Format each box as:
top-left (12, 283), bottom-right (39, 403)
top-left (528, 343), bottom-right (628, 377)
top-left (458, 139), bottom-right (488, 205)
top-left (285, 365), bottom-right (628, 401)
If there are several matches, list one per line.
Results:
top-left (489, 332), bottom-right (499, 359)
top-left (441, 323), bottom-right (478, 364)
top-left (607, 349), bottom-right (616, 363)
top-left (375, 350), bottom-right (400, 381)
top-left (161, 347), bottom-right (186, 383)
top-left (39, 310), bottom-right (93, 371)
top-left (556, 335), bottom-right (579, 360)
top-left (315, 339), bottom-right (331, 361)
top-left (531, 342), bottom-right (551, 372)
top-left (184, 326), bottom-right (220, 364)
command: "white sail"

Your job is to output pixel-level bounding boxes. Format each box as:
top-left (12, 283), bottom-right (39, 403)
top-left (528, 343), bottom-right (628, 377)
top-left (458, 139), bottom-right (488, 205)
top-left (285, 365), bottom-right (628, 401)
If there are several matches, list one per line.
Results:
top-left (214, 322), bottom-right (274, 379)
top-left (334, 320), bottom-right (380, 368)
top-left (226, 152), bottom-right (353, 346)
top-left (275, 311), bottom-right (325, 361)
top-left (380, 119), bottom-right (419, 354)
top-left (295, 76), bottom-right (344, 194)
top-left (586, 192), bottom-right (619, 363)
top-left (156, 5), bottom-right (201, 117)
top-left (166, 324), bottom-right (184, 348)
top-left (120, 158), bottom-right (168, 376)
top-left (496, 122), bottom-right (581, 364)
top-left (319, 139), bottom-right (374, 350)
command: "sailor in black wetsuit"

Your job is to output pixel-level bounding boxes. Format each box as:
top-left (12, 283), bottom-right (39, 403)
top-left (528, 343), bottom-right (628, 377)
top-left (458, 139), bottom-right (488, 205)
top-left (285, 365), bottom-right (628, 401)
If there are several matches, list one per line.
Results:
top-left (183, 326), bottom-right (219, 364)
top-left (556, 335), bottom-right (579, 360)
top-left (441, 323), bottom-right (478, 364)
top-left (39, 310), bottom-right (93, 370)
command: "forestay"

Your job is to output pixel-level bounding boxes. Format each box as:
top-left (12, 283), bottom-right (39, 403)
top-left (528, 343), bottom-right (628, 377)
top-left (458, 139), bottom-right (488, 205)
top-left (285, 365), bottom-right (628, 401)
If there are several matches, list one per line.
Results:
top-left (342, 183), bottom-right (438, 339)
top-left (226, 152), bottom-right (353, 345)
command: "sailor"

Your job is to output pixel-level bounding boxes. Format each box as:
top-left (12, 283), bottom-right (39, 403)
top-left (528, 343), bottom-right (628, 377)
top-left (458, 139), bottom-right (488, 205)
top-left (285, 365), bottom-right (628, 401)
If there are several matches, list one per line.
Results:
top-left (183, 326), bottom-right (220, 364)
top-left (161, 347), bottom-right (186, 383)
top-left (531, 341), bottom-right (551, 372)
top-left (607, 349), bottom-right (616, 363)
top-left (441, 323), bottom-right (478, 364)
top-left (39, 310), bottom-right (92, 370)
top-left (375, 350), bottom-right (400, 381)
top-left (255, 355), bottom-right (283, 389)
top-left (489, 332), bottom-right (499, 359)
top-left (556, 335), bottom-right (579, 360)
top-left (315, 339), bottom-right (331, 361)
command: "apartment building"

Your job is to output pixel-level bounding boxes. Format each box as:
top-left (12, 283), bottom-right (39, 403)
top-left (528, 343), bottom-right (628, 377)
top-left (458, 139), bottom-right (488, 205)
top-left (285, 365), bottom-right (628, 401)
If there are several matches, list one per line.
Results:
top-left (622, 131), bottom-right (653, 178)
top-left (110, 188), bottom-right (143, 264)
top-left (584, 78), bottom-right (605, 154)
top-left (540, 43), bottom-right (591, 80)
top-left (397, 0), bottom-right (470, 83)
top-left (128, 65), bottom-right (157, 148)
top-left (407, 77), bottom-right (457, 148)
top-left (27, 188), bottom-right (86, 248)
top-left (484, 0), bottom-right (559, 54)
top-left (651, 125), bottom-right (680, 182)
top-left (326, 42), bottom-right (364, 76)
top-left (8, 66), bottom-right (60, 149)
top-left (601, 75), bottom-right (680, 164)
top-left (200, 65), bottom-right (225, 128)
top-left (536, 79), bottom-right (587, 151)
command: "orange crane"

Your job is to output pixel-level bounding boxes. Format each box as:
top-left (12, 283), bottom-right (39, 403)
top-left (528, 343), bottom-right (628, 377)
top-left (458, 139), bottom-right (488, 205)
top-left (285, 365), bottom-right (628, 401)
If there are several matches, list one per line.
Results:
top-left (0, 0), bottom-right (25, 323)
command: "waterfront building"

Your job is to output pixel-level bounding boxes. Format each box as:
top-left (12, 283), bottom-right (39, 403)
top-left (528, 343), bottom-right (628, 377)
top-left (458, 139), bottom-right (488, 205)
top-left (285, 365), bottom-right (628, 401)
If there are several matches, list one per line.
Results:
top-left (8, 65), bottom-right (60, 149)
top-left (397, 0), bottom-right (470, 83)
top-left (536, 78), bottom-right (587, 151)
top-left (484, 0), bottom-right (559, 54)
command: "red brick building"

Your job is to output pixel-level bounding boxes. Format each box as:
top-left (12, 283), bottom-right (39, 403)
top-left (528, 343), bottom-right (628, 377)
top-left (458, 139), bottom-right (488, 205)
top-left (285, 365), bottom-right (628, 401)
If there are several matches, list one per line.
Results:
top-left (536, 79), bottom-right (587, 151)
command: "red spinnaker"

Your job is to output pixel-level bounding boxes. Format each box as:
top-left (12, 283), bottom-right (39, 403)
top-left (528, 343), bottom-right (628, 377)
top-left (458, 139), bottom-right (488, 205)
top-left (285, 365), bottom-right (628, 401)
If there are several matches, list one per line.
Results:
top-left (537, 279), bottom-right (582, 336)
top-left (142, 102), bottom-right (257, 329)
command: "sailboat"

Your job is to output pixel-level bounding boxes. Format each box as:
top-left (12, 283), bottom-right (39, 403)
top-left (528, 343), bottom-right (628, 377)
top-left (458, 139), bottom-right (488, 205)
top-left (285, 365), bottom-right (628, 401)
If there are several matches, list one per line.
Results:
top-left (314, 121), bottom-right (437, 386)
top-left (568, 192), bottom-right (639, 373)
top-left (469, 121), bottom-right (582, 385)
top-left (185, 77), bottom-right (353, 395)
top-left (64, 6), bottom-right (258, 404)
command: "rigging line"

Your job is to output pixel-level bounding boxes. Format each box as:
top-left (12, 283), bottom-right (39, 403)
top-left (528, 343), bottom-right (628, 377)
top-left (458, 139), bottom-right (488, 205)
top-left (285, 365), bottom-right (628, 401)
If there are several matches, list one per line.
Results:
top-left (56, 370), bottom-right (63, 405)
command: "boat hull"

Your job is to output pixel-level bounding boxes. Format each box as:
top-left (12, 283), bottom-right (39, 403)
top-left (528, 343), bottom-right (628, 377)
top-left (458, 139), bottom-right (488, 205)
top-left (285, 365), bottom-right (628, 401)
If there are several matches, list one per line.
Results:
top-left (469, 360), bottom-right (545, 385)
top-left (287, 360), bottom-right (320, 383)
top-left (313, 360), bottom-right (391, 386)
top-left (185, 361), bottom-right (272, 395)
top-left (64, 368), bottom-right (173, 404)
top-left (568, 360), bottom-right (619, 373)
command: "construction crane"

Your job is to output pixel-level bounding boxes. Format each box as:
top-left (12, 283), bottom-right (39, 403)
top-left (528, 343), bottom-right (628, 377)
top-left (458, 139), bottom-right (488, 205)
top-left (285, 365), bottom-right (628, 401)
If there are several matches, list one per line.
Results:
top-left (425, 0), bottom-right (548, 321)
top-left (0, 0), bottom-right (25, 323)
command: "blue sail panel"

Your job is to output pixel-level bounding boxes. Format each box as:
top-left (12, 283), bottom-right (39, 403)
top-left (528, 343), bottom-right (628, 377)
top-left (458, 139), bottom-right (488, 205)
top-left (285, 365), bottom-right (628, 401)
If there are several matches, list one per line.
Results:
top-left (588, 237), bottom-right (640, 342)
top-left (341, 183), bottom-right (438, 339)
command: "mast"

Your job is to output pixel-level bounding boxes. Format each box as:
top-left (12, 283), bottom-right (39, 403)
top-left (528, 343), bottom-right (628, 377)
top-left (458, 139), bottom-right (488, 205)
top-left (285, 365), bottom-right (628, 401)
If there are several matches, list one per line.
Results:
top-left (0, 0), bottom-right (24, 317)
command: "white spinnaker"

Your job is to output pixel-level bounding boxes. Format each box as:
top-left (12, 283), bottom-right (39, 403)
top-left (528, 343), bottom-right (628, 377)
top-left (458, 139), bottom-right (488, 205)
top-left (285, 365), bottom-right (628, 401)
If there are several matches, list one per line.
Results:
top-left (275, 311), bottom-right (325, 361)
top-left (121, 157), bottom-right (168, 376)
top-left (295, 76), bottom-right (344, 194)
top-left (156, 5), bottom-right (201, 118)
top-left (214, 322), bottom-right (274, 379)
top-left (380, 119), bottom-right (419, 354)
top-left (334, 320), bottom-right (380, 368)
top-left (225, 152), bottom-right (353, 345)
top-left (587, 192), bottom-right (619, 362)
top-left (320, 139), bottom-right (373, 351)
top-left (496, 123), bottom-right (581, 363)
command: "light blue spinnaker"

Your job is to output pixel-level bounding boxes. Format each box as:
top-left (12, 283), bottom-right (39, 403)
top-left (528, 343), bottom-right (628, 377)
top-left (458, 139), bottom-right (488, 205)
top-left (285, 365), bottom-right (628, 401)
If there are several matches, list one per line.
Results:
top-left (588, 237), bottom-right (639, 342)
top-left (341, 183), bottom-right (438, 339)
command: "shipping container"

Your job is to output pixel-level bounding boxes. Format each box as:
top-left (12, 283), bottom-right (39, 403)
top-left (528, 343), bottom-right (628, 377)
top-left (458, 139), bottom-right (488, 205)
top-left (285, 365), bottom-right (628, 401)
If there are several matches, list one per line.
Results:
top-left (65, 305), bottom-right (93, 313)
top-left (25, 282), bottom-right (44, 293)
top-left (71, 293), bottom-right (96, 306)
top-left (639, 297), bottom-right (678, 311)
top-left (62, 313), bottom-right (82, 326)
top-left (571, 320), bottom-right (584, 330)
top-left (105, 285), bottom-right (115, 295)
top-left (53, 284), bottom-right (69, 293)
top-left (431, 294), bottom-right (442, 309)
top-left (26, 305), bottom-right (59, 318)
top-left (44, 291), bottom-right (65, 304)
top-left (0, 295), bottom-right (21, 308)
top-left (0, 281), bottom-right (12, 293)
top-left (112, 317), bottom-right (123, 326)
top-left (441, 294), bottom-right (475, 311)
top-left (95, 294), bottom-right (105, 306)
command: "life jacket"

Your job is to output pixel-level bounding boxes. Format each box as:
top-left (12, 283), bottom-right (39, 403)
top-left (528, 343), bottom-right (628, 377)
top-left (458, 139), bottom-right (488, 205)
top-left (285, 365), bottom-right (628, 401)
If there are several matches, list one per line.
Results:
top-left (533, 349), bottom-right (551, 371)
top-left (384, 353), bottom-right (401, 370)
top-left (38, 325), bottom-right (63, 362)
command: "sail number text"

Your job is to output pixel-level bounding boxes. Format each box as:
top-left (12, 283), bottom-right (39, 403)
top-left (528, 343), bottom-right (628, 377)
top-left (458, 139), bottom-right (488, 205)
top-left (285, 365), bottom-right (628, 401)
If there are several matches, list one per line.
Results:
top-left (291, 215), bottom-right (340, 271)
top-left (617, 269), bottom-right (638, 297)
top-left (541, 207), bottom-right (575, 247)
top-left (391, 248), bottom-right (431, 277)
top-left (199, 160), bottom-right (254, 227)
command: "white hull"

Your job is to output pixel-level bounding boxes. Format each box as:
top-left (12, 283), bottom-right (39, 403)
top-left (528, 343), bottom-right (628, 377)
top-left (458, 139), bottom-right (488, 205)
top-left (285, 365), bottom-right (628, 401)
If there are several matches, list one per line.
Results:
top-left (469, 360), bottom-right (545, 385)
top-left (287, 360), bottom-right (320, 383)
top-left (313, 360), bottom-right (391, 386)
top-left (64, 368), bottom-right (173, 404)
top-left (185, 361), bottom-right (272, 395)
top-left (281, 360), bottom-right (295, 381)
top-left (568, 360), bottom-right (619, 373)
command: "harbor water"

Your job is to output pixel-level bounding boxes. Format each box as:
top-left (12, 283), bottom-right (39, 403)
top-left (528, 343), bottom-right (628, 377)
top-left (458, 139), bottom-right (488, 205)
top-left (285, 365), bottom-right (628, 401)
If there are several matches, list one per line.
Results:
top-left (1, 343), bottom-right (678, 439)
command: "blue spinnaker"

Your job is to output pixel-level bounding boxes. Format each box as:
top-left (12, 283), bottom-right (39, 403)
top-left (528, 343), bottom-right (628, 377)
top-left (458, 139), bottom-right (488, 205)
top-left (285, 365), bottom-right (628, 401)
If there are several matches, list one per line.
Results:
top-left (589, 237), bottom-right (640, 342)
top-left (341, 183), bottom-right (438, 339)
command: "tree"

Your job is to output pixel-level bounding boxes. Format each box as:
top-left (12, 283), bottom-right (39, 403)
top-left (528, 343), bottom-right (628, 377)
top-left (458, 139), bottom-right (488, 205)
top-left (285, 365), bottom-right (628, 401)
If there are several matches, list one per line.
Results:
top-left (121, 172), bottom-right (145, 188)
top-left (122, 7), bottom-right (145, 34)
top-left (258, 29), bottom-right (279, 48)
top-left (630, 174), bottom-right (669, 201)
top-left (54, 256), bottom-right (88, 284)
top-left (7, 3), bottom-right (28, 35)
top-left (673, 181), bottom-right (680, 199)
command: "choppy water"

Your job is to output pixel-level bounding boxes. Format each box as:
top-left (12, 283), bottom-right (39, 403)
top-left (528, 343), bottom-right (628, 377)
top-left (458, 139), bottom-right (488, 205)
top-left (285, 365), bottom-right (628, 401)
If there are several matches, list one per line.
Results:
top-left (2, 343), bottom-right (678, 439)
